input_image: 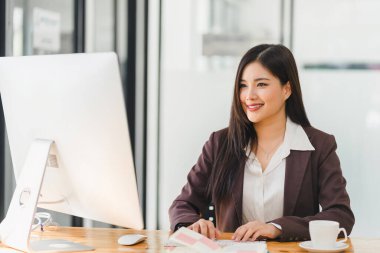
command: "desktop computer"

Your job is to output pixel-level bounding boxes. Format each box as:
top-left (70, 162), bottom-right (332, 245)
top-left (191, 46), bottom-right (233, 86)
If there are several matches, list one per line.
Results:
top-left (0, 53), bottom-right (143, 252)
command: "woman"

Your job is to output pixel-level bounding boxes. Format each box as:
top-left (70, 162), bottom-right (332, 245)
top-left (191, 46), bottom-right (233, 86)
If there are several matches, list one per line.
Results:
top-left (169, 44), bottom-right (354, 242)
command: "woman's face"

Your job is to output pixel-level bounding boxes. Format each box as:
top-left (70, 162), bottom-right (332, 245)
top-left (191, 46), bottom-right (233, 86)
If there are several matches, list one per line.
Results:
top-left (239, 61), bottom-right (291, 125)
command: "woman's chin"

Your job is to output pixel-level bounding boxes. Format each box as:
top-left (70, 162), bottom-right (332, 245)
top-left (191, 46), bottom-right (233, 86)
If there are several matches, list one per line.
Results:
top-left (247, 116), bottom-right (261, 124)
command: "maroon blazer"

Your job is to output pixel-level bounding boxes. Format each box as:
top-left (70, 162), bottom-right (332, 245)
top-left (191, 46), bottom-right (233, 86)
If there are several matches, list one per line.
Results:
top-left (169, 127), bottom-right (355, 241)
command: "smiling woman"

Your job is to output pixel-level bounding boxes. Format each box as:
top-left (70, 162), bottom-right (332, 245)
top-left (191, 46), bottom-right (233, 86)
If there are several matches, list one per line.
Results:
top-left (239, 62), bottom-right (291, 126)
top-left (239, 61), bottom-right (291, 170)
top-left (169, 44), bottom-right (355, 242)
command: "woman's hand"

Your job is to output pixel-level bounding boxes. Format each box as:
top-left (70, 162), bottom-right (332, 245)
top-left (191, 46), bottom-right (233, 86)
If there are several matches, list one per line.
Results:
top-left (188, 218), bottom-right (221, 239)
top-left (232, 221), bottom-right (282, 241)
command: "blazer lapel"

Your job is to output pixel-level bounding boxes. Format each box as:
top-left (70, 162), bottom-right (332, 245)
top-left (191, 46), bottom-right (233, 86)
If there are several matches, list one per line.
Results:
top-left (283, 150), bottom-right (311, 216)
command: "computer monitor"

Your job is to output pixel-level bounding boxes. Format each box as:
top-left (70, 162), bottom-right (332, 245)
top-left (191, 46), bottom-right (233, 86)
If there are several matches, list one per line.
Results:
top-left (0, 53), bottom-right (143, 252)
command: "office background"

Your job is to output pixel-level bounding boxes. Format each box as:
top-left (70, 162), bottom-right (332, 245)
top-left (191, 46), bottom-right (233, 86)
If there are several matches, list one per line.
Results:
top-left (1, 0), bottom-right (380, 236)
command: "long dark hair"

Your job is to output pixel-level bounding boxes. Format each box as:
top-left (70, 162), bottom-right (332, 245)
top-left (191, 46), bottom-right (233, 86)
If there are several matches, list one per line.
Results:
top-left (207, 44), bottom-right (311, 205)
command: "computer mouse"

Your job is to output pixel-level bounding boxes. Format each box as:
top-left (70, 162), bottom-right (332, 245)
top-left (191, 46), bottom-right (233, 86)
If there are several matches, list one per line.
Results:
top-left (117, 234), bottom-right (147, 246)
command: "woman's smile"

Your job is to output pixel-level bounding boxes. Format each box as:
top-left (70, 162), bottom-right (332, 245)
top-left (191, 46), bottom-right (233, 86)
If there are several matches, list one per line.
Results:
top-left (246, 103), bottom-right (264, 111)
top-left (239, 61), bottom-right (290, 124)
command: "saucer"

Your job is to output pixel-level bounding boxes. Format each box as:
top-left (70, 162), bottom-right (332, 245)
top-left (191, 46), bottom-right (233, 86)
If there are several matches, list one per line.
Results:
top-left (299, 241), bottom-right (349, 252)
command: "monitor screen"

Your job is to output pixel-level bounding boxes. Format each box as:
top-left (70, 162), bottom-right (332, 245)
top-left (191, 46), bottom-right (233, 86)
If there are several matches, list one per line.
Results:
top-left (0, 53), bottom-right (143, 229)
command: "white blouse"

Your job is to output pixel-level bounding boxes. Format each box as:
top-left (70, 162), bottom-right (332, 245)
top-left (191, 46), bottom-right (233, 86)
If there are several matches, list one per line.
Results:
top-left (242, 118), bottom-right (315, 224)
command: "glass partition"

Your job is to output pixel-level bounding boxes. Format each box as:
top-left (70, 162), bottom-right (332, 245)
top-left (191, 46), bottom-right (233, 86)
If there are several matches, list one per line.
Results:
top-left (156, 0), bottom-right (283, 229)
top-left (4, 0), bottom-right (75, 226)
top-left (293, 0), bottom-right (380, 236)
top-left (11, 0), bottom-right (74, 56)
top-left (149, 0), bottom-right (380, 235)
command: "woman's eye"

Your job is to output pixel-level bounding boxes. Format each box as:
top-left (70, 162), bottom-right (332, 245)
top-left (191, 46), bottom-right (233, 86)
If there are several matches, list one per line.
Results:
top-left (257, 83), bottom-right (267, 87)
top-left (239, 83), bottom-right (247, 88)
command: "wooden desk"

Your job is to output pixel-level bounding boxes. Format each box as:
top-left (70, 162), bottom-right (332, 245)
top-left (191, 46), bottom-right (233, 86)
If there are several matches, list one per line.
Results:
top-left (0, 227), bottom-right (379, 252)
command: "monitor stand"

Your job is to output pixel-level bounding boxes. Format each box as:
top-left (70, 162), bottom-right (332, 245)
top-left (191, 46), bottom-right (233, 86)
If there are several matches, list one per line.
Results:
top-left (0, 139), bottom-right (94, 252)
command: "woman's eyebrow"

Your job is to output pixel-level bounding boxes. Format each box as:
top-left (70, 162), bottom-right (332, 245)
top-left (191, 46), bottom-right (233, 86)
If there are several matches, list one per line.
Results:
top-left (239, 77), bottom-right (270, 82)
top-left (254, 77), bottom-right (270, 81)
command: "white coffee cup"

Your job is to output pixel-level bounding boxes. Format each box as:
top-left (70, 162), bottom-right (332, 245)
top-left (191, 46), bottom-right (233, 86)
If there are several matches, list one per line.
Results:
top-left (309, 220), bottom-right (347, 249)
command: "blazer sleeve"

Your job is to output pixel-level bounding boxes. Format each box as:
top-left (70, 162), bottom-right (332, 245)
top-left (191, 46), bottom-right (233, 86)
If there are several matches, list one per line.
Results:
top-left (271, 135), bottom-right (355, 241)
top-left (168, 132), bottom-right (217, 231)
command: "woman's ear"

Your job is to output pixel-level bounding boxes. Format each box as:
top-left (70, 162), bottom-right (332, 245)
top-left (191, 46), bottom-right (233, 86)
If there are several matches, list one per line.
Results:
top-left (284, 82), bottom-right (292, 100)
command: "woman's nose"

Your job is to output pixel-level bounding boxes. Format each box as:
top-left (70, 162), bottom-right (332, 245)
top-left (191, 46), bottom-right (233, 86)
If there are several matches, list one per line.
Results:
top-left (245, 86), bottom-right (257, 101)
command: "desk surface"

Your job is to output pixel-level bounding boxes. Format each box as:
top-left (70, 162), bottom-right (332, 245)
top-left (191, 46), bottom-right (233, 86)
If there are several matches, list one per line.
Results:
top-left (1, 227), bottom-right (379, 252)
